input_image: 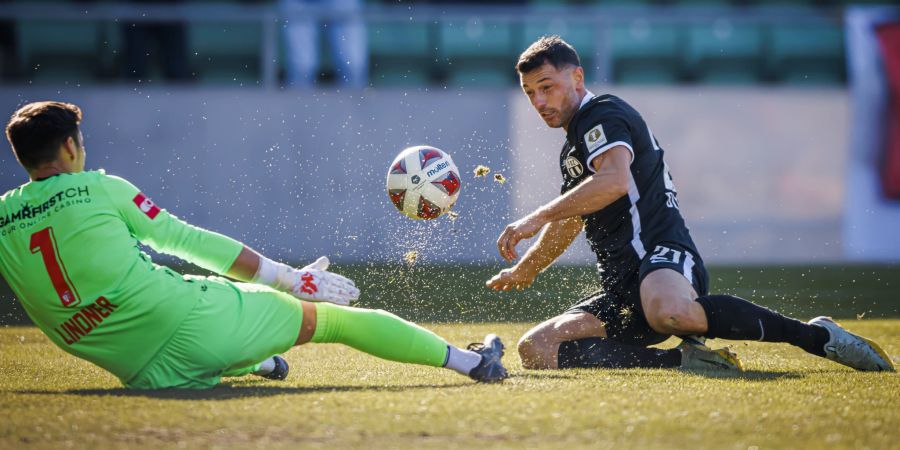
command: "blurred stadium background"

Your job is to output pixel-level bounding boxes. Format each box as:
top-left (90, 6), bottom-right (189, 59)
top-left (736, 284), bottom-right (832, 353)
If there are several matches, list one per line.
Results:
top-left (0, 1), bottom-right (898, 324)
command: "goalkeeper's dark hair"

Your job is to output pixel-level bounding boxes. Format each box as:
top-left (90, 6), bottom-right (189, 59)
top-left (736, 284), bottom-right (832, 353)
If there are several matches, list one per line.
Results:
top-left (516, 35), bottom-right (581, 74)
top-left (6, 101), bottom-right (82, 170)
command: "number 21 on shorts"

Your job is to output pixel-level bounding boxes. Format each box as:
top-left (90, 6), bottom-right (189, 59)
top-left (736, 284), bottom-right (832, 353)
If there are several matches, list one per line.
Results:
top-left (650, 245), bottom-right (682, 265)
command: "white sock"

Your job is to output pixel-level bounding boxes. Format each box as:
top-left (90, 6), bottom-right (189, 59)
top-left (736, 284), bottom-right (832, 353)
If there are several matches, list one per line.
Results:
top-left (253, 357), bottom-right (277, 376)
top-left (443, 345), bottom-right (483, 375)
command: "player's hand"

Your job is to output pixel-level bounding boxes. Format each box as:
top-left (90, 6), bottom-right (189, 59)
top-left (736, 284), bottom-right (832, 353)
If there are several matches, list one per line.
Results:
top-left (286, 263), bottom-right (360, 306)
top-left (486, 266), bottom-right (537, 291)
top-left (496, 213), bottom-right (546, 263)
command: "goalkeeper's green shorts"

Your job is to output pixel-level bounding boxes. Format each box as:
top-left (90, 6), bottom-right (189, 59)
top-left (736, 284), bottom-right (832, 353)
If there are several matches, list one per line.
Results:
top-left (125, 277), bottom-right (303, 389)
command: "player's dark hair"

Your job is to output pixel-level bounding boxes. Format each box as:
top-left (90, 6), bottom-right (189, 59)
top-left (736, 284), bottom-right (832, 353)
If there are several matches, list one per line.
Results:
top-left (516, 35), bottom-right (581, 74)
top-left (5, 101), bottom-right (82, 170)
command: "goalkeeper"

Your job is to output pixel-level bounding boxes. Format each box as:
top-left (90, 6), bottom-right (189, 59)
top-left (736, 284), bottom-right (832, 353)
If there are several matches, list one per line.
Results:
top-left (0, 101), bottom-right (507, 389)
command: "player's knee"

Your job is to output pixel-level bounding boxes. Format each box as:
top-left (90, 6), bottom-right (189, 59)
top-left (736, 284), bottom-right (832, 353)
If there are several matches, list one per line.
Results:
top-left (517, 334), bottom-right (554, 370)
top-left (646, 300), bottom-right (703, 335)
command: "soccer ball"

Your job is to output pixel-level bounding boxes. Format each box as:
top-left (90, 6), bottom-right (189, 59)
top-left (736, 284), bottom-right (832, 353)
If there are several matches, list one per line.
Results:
top-left (386, 145), bottom-right (461, 220)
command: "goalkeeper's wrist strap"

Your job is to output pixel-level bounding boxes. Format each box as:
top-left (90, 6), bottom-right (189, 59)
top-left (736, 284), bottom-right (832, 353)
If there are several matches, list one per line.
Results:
top-left (252, 257), bottom-right (295, 292)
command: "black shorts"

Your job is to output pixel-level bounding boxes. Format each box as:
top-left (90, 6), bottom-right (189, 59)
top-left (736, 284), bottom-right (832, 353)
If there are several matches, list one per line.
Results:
top-left (565, 242), bottom-right (709, 347)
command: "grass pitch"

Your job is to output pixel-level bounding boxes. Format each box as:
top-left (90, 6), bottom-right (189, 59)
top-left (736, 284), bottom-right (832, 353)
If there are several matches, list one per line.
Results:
top-left (1, 321), bottom-right (898, 449)
top-left (4, 264), bottom-right (900, 324)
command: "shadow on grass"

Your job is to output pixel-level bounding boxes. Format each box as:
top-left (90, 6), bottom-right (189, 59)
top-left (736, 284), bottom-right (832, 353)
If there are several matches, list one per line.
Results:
top-left (515, 368), bottom-right (802, 382)
top-left (663, 369), bottom-right (803, 381)
top-left (513, 371), bottom-right (578, 380)
top-left (18, 382), bottom-right (473, 400)
top-left (535, 368), bottom-right (804, 382)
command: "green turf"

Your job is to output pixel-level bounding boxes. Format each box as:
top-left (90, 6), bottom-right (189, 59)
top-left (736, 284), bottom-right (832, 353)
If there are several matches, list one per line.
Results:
top-left (0, 321), bottom-right (898, 449)
top-left (2, 264), bottom-right (899, 325)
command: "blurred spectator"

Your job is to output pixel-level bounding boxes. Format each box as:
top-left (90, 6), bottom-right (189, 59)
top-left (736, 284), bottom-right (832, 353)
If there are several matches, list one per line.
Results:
top-left (122, 0), bottom-right (189, 81)
top-left (280, 0), bottom-right (368, 88)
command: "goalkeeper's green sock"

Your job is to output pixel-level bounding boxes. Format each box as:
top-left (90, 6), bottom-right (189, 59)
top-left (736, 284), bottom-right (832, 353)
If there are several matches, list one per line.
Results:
top-left (311, 303), bottom-right (482, 375)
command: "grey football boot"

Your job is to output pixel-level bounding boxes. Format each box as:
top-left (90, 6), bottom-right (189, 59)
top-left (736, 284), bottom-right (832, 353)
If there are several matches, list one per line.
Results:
top-left (260, 355), bottom-right (290, 380)
top-left (678, 340), bottom-right (744, 371)
top-left (808, 316), bottom-right (895, 372)
top-left (466, 334), bottom-right (509, 383)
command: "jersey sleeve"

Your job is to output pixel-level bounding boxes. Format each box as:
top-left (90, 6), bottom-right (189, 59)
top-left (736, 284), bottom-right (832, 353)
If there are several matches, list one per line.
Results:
top-left (578, 106), bottom-right (635, 173)
top-left (97, 174), bottom-right (244, 275)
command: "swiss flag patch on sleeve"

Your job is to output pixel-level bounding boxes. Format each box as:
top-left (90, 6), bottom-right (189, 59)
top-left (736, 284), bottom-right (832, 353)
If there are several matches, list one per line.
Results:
top-left (132, 193), bottom-right (161, 219)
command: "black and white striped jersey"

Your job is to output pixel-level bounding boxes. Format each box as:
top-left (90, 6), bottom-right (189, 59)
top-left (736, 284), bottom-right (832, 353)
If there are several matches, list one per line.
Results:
top-left (559, 94), bottom-right (701, 283)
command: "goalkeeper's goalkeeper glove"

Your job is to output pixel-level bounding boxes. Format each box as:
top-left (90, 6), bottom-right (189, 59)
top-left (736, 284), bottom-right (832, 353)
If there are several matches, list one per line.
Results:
top-left (253, 255), bottom-right (360, 306)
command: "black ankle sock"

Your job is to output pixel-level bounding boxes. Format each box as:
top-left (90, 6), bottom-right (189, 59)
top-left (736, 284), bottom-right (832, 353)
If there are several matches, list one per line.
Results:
top-left (558, 338), bottom-right (682, 369)
top-left (696, 295), bottom-right (829, 357)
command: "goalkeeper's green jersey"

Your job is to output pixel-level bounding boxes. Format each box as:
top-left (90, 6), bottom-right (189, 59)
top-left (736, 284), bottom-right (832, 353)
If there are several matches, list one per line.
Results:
top-left (0, 170), bottom-right (243, 382)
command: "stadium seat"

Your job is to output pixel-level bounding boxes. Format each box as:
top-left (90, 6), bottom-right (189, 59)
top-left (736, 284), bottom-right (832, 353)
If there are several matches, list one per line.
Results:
top-left (686, 21), bottom-right (763, 84)
top-left (608, 22), bottom-right (683, 84)
top-left (752, 0), bottom-right (818, 5)
top-left (445, 67), bottom-right (514, 87)
top-left (528, 0), bottom-right (567, 6)
top-left (670, 0), bottom-right (733, 5)
top-left (369, 21), bottom-right (432, 86)
top-left (768, 23), bottom-right (845, 84)
top-left (370, 22), bottom-right (430, 57)
top-left (438, 19), bottom-right (515, 86)
top-left (584, 0), bottom-right (654, 5)
top-left (189, 22), bottom-right (263, 84)
top-left (440, 19), bottom-right (513, 58)
top-left (16, 20), bottom-right (107, 83)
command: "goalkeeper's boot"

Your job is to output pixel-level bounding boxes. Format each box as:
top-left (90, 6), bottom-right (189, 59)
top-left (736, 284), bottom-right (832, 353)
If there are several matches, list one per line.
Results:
top-left (261, 355), bottom-right (290, 380)
top-left (466, 334), bottom-right (508, 383)
top-left (679, 341), bottom-right (744, 371)
top-left (808, 316), bottom-right (895, 372)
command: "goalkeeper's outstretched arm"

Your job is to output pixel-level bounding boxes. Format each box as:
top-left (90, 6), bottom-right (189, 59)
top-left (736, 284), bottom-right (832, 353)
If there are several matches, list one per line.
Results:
top-left (98, 173), bottom-right (359, 305)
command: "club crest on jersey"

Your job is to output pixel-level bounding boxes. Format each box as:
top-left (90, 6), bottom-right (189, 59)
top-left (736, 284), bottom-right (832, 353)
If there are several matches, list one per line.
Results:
top-left (564, 156), bottom-right (584, 178)
top-left (584, 124), bottom-right (607, 152)
top-left (132, 193), bottom-right (160, 219)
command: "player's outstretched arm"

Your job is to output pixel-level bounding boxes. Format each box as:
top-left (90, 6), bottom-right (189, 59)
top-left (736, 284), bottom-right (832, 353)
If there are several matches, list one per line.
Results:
top-left (98, 173), bottom-right (359, 305)
top-left (496, 146), bottom-right (632, 262)
top-left (487, 216), bottom-right (582, 291)
top-left (227, 247), bottom-right (359, 305)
